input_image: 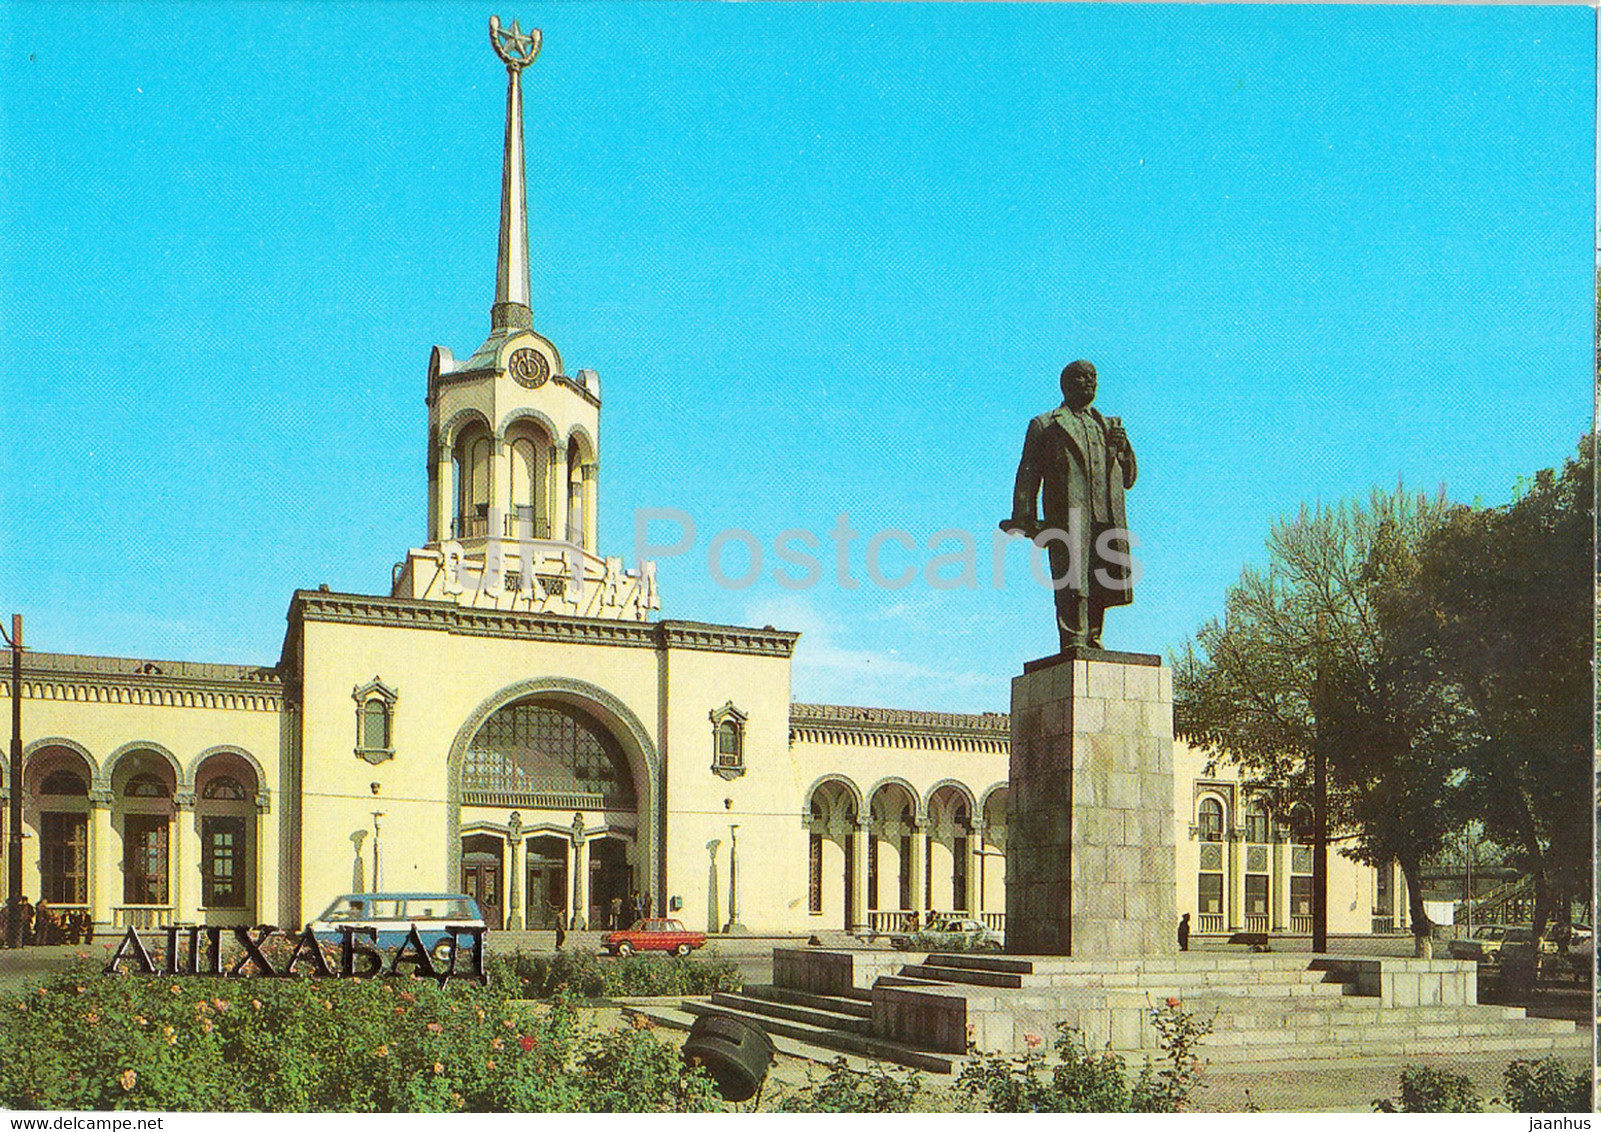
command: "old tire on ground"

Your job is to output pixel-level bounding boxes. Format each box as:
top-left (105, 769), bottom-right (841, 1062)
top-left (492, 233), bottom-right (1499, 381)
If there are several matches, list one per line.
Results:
top-left (683, 1012), bottom-right (776, 1102)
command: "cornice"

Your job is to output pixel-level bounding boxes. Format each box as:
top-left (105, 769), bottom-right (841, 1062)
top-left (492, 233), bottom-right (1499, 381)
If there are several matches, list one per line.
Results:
top-left (432, 366), bottom-right (601, 409)
top-left (789, 701), bottom-right (1011, 753)
top-left (0, 651), bottom-right (283, 713)
top-left (289, 591), bottom-right (799, 658)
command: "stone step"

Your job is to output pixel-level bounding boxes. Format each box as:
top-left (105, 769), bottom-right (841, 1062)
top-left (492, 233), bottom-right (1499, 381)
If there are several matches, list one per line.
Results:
top-left (678, 999), bottom-right (959, 1074)
top-left (1201, 1003), bottom-right (1542, 1030)
top-left (1200, 1030), bottom-right (1590, 1064)
top-left (709, 991), bottom-right (873, 1035)
top-left (924, 953), bottom-right (1038, 975)
top-left (875, 974), bottom-right (951, 989)
top-left (738, 983), bottom-right (874, 1018)
top-left (899, 963), bottom-right (1025, 988)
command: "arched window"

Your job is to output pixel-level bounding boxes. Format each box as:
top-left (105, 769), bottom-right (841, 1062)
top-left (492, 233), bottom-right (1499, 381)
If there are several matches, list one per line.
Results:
top-left (462, 701), bottom-right (635, 808)
top-left (362, 700), bottom-right (390, 751)
top-left (1198, 798), bottom-right (1224, 842)
top-left (41, 770), bottom-right (87, 796)
top-left (201, 776), bottom-right (247, 801)
top-left (1244, 802), bottom-right (1270, 844)
top-left (508, 434), bottom-right (549, 539)
top-left (453, 427), bottom-right (493, 537)
top-left (124, 773), bottom-right (170, 798)
top-left (353, 678), bottom-right (399, 764)
top-left (1286, 804), bottom-right (1314, 845)
top-left (709, 702), bottom-right (747, 780)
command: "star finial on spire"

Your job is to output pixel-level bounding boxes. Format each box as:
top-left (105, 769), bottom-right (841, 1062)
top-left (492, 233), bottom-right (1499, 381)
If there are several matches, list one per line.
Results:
top-left (490, 15), bottom-right (541, 72)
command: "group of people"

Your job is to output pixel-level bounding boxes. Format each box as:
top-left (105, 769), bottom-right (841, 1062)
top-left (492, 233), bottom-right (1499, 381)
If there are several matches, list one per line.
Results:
top-left (607, 889), bottom-right (652, 931)
top-left (0, 897), bottom-right (96, 948)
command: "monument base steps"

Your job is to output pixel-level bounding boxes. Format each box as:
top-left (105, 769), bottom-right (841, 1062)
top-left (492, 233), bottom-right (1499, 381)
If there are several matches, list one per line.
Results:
top-left (625, 949), bottom-right (1586, 1076)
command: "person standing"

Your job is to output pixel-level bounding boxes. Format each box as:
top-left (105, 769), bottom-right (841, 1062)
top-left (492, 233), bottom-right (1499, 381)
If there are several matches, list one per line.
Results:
top-left (609, 895), bottom-right (622, 931)
top-left (1178, 912), bottom-right (1191, 952)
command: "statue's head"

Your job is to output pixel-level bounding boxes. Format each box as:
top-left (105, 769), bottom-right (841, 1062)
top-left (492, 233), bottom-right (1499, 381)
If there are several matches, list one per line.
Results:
top-left (1060, 360), bottom-right (1097, 410)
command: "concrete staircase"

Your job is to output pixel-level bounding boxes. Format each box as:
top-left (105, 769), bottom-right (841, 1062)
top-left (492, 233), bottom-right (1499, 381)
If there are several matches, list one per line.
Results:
top-left (626, 984), bottom-right (963, 1073)
top-left (625, 949), bottom-right (1588, 1076)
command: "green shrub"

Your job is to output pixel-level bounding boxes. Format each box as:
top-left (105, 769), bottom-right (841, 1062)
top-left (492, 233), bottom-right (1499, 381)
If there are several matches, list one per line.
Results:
top-left (1502, 1058), bottom-right (1591, 1113)
top-left (770, 1056), bottom-right (925, 1112)
top-left (490, 949), bottom-right (742, 1000)
top-left (956, 1000), bottom-right (1213, 1113)
top-left (1373, 1065), bottom-right (1483, 1112)
top-left (0, 960), bottom-right (720, 1112)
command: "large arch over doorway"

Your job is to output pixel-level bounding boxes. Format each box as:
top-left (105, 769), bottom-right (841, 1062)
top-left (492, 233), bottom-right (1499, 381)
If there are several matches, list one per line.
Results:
top-left (446, 677), bottom-right (661, 912)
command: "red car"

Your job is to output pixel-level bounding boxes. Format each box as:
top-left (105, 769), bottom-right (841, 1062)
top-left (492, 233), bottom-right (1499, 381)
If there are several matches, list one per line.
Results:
top-left (603, 918), bottom-right (707, 957)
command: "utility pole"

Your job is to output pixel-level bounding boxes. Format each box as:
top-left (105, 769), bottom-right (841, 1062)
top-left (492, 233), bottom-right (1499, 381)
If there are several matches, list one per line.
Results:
top-left (1311, 621), bottom-right (1329, 955)
top-left (4, 616), bottom-right (21, 950)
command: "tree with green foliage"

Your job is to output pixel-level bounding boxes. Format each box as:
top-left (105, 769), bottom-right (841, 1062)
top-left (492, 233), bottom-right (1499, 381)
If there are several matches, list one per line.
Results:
top-left (1380, 438), bottom-right (1594, 938)
top-left (1174, 489), bottom-right (1462, 943)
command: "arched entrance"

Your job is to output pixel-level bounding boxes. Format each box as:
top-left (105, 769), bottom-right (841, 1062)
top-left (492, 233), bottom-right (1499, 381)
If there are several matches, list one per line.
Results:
top-left (450, 683), bottom-right (655, 931)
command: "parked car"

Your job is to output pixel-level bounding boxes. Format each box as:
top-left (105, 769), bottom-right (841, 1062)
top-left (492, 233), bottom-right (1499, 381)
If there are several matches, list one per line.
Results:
top-left (603, 918), bottom-right (707, 957)
top-left (1446, 923), bottom-right (1512, 964)
top-left (888, 916), bottom-right (1004, 952)
top-left (310, 891), bottom-right (485, 964)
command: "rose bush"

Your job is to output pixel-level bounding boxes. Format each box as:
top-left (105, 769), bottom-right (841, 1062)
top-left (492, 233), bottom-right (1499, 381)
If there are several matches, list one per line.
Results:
top-left (0, 959), bottom-right (719, 1112)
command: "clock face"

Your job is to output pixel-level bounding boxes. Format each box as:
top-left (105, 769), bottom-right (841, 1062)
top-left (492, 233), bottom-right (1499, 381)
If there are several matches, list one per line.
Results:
top-left (508, 348), bottom-right (550, 389)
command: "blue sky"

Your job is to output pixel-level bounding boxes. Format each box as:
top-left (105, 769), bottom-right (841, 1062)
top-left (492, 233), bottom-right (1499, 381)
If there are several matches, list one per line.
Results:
top-left (1, 3), bottom-right (1593, 713)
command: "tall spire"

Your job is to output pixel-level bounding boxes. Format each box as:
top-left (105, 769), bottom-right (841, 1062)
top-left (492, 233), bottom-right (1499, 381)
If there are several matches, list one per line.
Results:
top-left (489, 16), bottom-right (541, 333)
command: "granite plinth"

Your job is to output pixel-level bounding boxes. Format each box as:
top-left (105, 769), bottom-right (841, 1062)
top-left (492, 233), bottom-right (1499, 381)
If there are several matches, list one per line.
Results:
top-left (1004, 654), bottom-right (1177, 956)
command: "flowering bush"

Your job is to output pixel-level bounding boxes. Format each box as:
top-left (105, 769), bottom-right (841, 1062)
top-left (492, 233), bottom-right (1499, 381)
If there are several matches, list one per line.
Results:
top-left (490, 949), bottom-right (742, 1000)
top-left (770, 1056), bottom-right (925, 1112)
top-left (955, 1000), bottom-right (1214, 1113)
top-left (0, 960), bottom-right (719, 1112)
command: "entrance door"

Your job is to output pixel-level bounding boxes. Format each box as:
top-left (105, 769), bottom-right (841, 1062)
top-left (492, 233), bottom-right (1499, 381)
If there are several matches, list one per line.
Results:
top-left (589, 838), bottom-right (632, 931)
top-left (461, 834), bottom-right (503, 929)
top-left (525, 836), bottom-right (567, 929)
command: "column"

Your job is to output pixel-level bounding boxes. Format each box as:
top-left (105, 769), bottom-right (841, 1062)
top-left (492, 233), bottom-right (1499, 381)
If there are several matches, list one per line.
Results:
top-left (909, 820), bottom-right (927, 924)
top-left (1272, 837), bottom-right (1290, 931)
top-left (582, 463), bottom-right (599, 551)
top-left (550, 446), bottom-right (568, 546)
top-left (967, 820), bottom-right (985, 915)
top-left (506, 833), bottom-right (525, 930)
top-left (90, 795), bottom-right (116, 928)
top-left (174, 792), bottom-right (202, 923)
top-left (848, 821), bottom-right (868, 933)
top-left (571, 836), bottom-right (590, 930)
top-left (1227, 829), bottom-right (1244, 931)
top-left (434, 442), bottom-right (454, 543)
top-left (254, 794), bottom-right (276, 926)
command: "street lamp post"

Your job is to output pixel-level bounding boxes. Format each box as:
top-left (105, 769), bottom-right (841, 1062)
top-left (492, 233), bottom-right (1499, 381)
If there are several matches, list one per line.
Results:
top-left (371, 812), bottom-right (384, 891)
top-left (724, 824), bottom-right (745, 934)
top-left (4, 616), bottom-right (22, 950)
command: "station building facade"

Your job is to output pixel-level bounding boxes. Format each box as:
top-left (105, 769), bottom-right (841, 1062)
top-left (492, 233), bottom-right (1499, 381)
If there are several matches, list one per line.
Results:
top-left (0, 25), bottom-right (1404, 942)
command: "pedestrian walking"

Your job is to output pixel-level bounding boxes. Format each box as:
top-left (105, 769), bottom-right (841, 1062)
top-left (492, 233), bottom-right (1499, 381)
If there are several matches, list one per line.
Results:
top-left (1177, 912), bottom-right (1191, 952)
top-left (553, 907), bottom-right (567, 951)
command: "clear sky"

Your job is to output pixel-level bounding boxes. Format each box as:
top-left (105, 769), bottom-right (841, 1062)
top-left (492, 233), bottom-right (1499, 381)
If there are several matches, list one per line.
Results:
top-left (1, 3), bottom-right (1593, 713)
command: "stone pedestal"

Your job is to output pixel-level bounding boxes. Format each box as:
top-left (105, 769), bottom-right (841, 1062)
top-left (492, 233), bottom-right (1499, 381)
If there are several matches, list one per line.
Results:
top-left (1004, 649), bottom-right (1176, 956)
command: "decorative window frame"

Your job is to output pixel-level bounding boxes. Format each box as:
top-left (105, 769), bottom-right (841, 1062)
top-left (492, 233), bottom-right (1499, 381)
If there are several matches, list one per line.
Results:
top-left (709, 701), bottom-right (747, 780)
top-left (353, 678), bottom-right (399, 765)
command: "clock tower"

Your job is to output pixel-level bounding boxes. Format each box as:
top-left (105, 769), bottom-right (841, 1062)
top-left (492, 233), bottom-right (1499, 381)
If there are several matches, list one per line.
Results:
top-left (391, 18), bottom-right (658, 620)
